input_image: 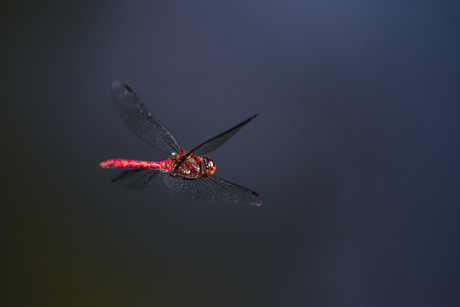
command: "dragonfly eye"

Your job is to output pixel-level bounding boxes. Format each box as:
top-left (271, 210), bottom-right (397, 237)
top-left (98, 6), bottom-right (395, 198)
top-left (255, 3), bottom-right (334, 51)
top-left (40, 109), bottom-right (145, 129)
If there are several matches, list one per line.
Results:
top-left (204, 158), bottom-right (216, 176)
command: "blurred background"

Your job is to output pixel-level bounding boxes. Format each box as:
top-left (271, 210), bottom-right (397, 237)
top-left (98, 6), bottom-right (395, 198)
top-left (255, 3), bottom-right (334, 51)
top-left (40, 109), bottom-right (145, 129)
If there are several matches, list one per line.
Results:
top-left (1, 0), bottom-right (459, 306)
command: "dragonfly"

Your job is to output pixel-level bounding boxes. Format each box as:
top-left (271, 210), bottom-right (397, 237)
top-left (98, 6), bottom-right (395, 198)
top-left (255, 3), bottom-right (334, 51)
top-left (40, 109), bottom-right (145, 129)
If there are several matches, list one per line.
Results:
top-left (100, 81), bottom-right (262, 206)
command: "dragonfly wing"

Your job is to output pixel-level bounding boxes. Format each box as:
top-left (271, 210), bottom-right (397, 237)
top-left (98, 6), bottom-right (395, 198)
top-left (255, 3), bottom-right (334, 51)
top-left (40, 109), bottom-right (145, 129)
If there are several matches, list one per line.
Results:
top-left (191, 114), bottom-right (258, 156)
top-left (163, 174), bottom-right (262, 206)
top-left (111, 169), bottom-right (161, 189)
top-left (112, 81), bottom-right (183, 155)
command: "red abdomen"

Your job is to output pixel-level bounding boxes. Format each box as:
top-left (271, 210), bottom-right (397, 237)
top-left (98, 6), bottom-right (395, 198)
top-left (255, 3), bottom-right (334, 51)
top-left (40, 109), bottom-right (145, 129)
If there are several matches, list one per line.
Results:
top-left (99, 159), bottom-right (173, 171)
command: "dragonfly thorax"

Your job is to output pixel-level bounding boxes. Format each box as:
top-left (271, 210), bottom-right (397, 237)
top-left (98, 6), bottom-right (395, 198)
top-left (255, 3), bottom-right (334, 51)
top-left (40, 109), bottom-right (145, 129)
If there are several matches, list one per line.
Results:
top-left (169, 152), bottom-right (216, 180)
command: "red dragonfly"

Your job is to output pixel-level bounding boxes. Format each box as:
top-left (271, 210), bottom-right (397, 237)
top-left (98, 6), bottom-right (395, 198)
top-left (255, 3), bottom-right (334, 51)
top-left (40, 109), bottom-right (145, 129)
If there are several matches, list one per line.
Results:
top-left (100, 82), bottom-right (262, 206)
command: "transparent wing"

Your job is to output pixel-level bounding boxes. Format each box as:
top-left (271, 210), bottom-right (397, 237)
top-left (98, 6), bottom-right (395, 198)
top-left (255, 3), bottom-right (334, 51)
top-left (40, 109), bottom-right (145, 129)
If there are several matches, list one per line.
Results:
top-left (191, 114), bottom-right (258, 156)
top-left (111, 81), bottom-right (182, 155)
top-left (163, 174), bottom-right (262, 206)
top-left (111, 169), bottom-right (161, 189)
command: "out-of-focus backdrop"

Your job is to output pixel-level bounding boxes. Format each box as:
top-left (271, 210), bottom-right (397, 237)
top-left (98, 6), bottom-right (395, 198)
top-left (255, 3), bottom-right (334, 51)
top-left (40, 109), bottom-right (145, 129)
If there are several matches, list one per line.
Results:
top-left (2, 1), bottom-right (459, 306)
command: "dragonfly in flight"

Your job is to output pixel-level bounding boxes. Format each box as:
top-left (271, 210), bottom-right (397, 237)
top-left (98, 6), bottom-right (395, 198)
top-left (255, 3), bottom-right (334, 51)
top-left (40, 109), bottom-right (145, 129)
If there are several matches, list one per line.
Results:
top-left (100, 82), bottom-right (262, 206)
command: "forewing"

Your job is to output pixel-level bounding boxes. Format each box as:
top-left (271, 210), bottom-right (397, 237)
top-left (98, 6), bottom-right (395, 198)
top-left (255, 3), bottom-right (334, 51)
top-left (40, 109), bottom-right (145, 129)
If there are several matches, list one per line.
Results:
top-left (191, 114), bottom-right (258, 156)
top-left (163, 175), bottom-right (262, 206)
top-left (111, 81), bottom-right (182, 155)
top-left (111, 169), bottom-right (161, 189)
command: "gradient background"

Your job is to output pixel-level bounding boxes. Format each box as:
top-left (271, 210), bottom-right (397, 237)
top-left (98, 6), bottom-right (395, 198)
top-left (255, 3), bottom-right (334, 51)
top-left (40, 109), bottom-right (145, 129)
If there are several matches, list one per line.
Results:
top-left (2, 1), bottom-right (459, 306)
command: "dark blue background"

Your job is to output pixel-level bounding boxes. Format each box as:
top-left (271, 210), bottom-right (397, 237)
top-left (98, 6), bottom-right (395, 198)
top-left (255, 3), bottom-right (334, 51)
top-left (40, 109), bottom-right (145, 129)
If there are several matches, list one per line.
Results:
top-left (2, 1), bottom-right (459, 306)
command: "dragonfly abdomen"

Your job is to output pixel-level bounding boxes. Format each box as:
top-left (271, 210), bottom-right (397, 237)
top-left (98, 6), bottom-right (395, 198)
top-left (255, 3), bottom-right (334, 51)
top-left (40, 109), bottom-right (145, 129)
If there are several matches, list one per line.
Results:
top-left (99, 158), bottom-right (173, 171)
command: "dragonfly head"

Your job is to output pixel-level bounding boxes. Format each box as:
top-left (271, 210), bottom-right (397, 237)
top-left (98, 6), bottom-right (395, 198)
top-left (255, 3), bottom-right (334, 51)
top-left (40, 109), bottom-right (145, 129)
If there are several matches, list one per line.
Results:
top-left (203, 157), bottom-right (216, 177)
